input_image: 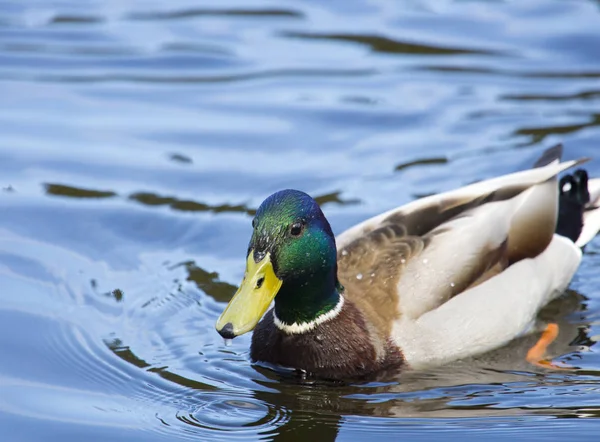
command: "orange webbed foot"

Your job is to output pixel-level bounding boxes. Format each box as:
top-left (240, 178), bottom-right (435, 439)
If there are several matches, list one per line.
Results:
top-left (526, 323), bottom-right (575, 371)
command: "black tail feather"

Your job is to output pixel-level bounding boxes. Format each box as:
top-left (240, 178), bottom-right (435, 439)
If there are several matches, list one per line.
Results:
top-left (534, 143), bottom-right (563, 168)
top-left (556, 169), bottom-right (590, 242)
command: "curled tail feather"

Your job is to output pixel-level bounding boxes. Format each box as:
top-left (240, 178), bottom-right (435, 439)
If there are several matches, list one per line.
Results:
top-left (555, 168), bottom-right (600, 247)
top-left (576, 177), bottom-right (600, 247)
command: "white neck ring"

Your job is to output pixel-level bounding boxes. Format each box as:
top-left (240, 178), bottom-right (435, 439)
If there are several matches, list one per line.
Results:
top-left (273, 295), bottom-right (345, 334)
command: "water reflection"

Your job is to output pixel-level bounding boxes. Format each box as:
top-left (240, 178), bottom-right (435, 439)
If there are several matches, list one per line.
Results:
top-left (129, 192), bottom-right (255, 215)
top-left (514, 115), bottom-right (600, 146)
top-left (283, 32), bottom-right (494, 56)
top-left (45, 183), bottom-right (116, 198)
top-left (91, 279), bottom-right (124, 302)
top-left (313, 191), bottom-right (360, 207)
top-left (395, 157), bottom-right (448, 172)
top-left (49, 15), bottom-right (104, 25)
top-left (169, 153), bottom-right (193, 164)
top-left (129, 8), bottom-right (304, 21)
top-left (173, 260), bottom-right (236, 303)
top-left (43, 183), bottom-right (359, 217)
top-left (502, 90), bottom-right (600, 102)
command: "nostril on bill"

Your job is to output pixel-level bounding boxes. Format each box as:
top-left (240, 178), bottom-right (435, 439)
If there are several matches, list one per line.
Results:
top-left (256, 277), bottom-right (264, 289)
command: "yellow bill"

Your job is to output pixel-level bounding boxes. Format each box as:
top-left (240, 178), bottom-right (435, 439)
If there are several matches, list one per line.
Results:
top-left (215, 251), bottom-right (282, 338)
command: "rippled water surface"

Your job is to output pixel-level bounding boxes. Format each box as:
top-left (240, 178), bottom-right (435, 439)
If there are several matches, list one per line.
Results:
top-left (2, 0), bottom-right (600, 440)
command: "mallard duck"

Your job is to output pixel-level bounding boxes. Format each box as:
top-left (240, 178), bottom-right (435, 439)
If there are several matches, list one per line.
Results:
top-left (216, 145), bottom-right (600, 379)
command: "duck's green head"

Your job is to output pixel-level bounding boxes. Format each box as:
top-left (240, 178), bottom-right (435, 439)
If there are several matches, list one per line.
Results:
top-left (216, 190), bottom-right (340, 339)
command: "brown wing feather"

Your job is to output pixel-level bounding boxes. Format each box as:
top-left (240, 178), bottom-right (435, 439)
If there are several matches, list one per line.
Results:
top-left (337, 223), bottom-right (426, 338)
top-left (337, 183), bottom-right (544, 335)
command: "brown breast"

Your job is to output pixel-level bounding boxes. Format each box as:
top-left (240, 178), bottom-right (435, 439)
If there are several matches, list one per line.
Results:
top-left (250, 300), bottom-right (404, 380)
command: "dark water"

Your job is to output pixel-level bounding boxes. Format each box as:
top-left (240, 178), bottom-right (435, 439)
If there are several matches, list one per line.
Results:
top-left (2, 0), bottom-right (600, 440)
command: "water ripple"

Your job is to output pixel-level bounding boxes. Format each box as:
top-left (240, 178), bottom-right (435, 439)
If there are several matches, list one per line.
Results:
top-left (129, 8), bottom-right (304, 21)
top-left (11, 67), bottom-right (378, 85)
top-left (283, 32), bottom-right (497, 56)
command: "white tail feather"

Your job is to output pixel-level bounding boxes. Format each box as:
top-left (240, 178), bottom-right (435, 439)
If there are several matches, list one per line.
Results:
top-left (576, 178), bottom-right (600, 247)
top-left (588, 178), bottom-right (600, 206)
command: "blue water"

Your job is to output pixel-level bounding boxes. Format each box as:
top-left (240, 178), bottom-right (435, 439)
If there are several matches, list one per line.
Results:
top-left (2, 0), bottom-right (600, 440)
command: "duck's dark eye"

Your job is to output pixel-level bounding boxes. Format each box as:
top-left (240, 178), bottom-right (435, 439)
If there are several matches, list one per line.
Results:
top-left (290, 222), bottom-right (304, 237)
top-left (252, 218), bottom-right (256, 228)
